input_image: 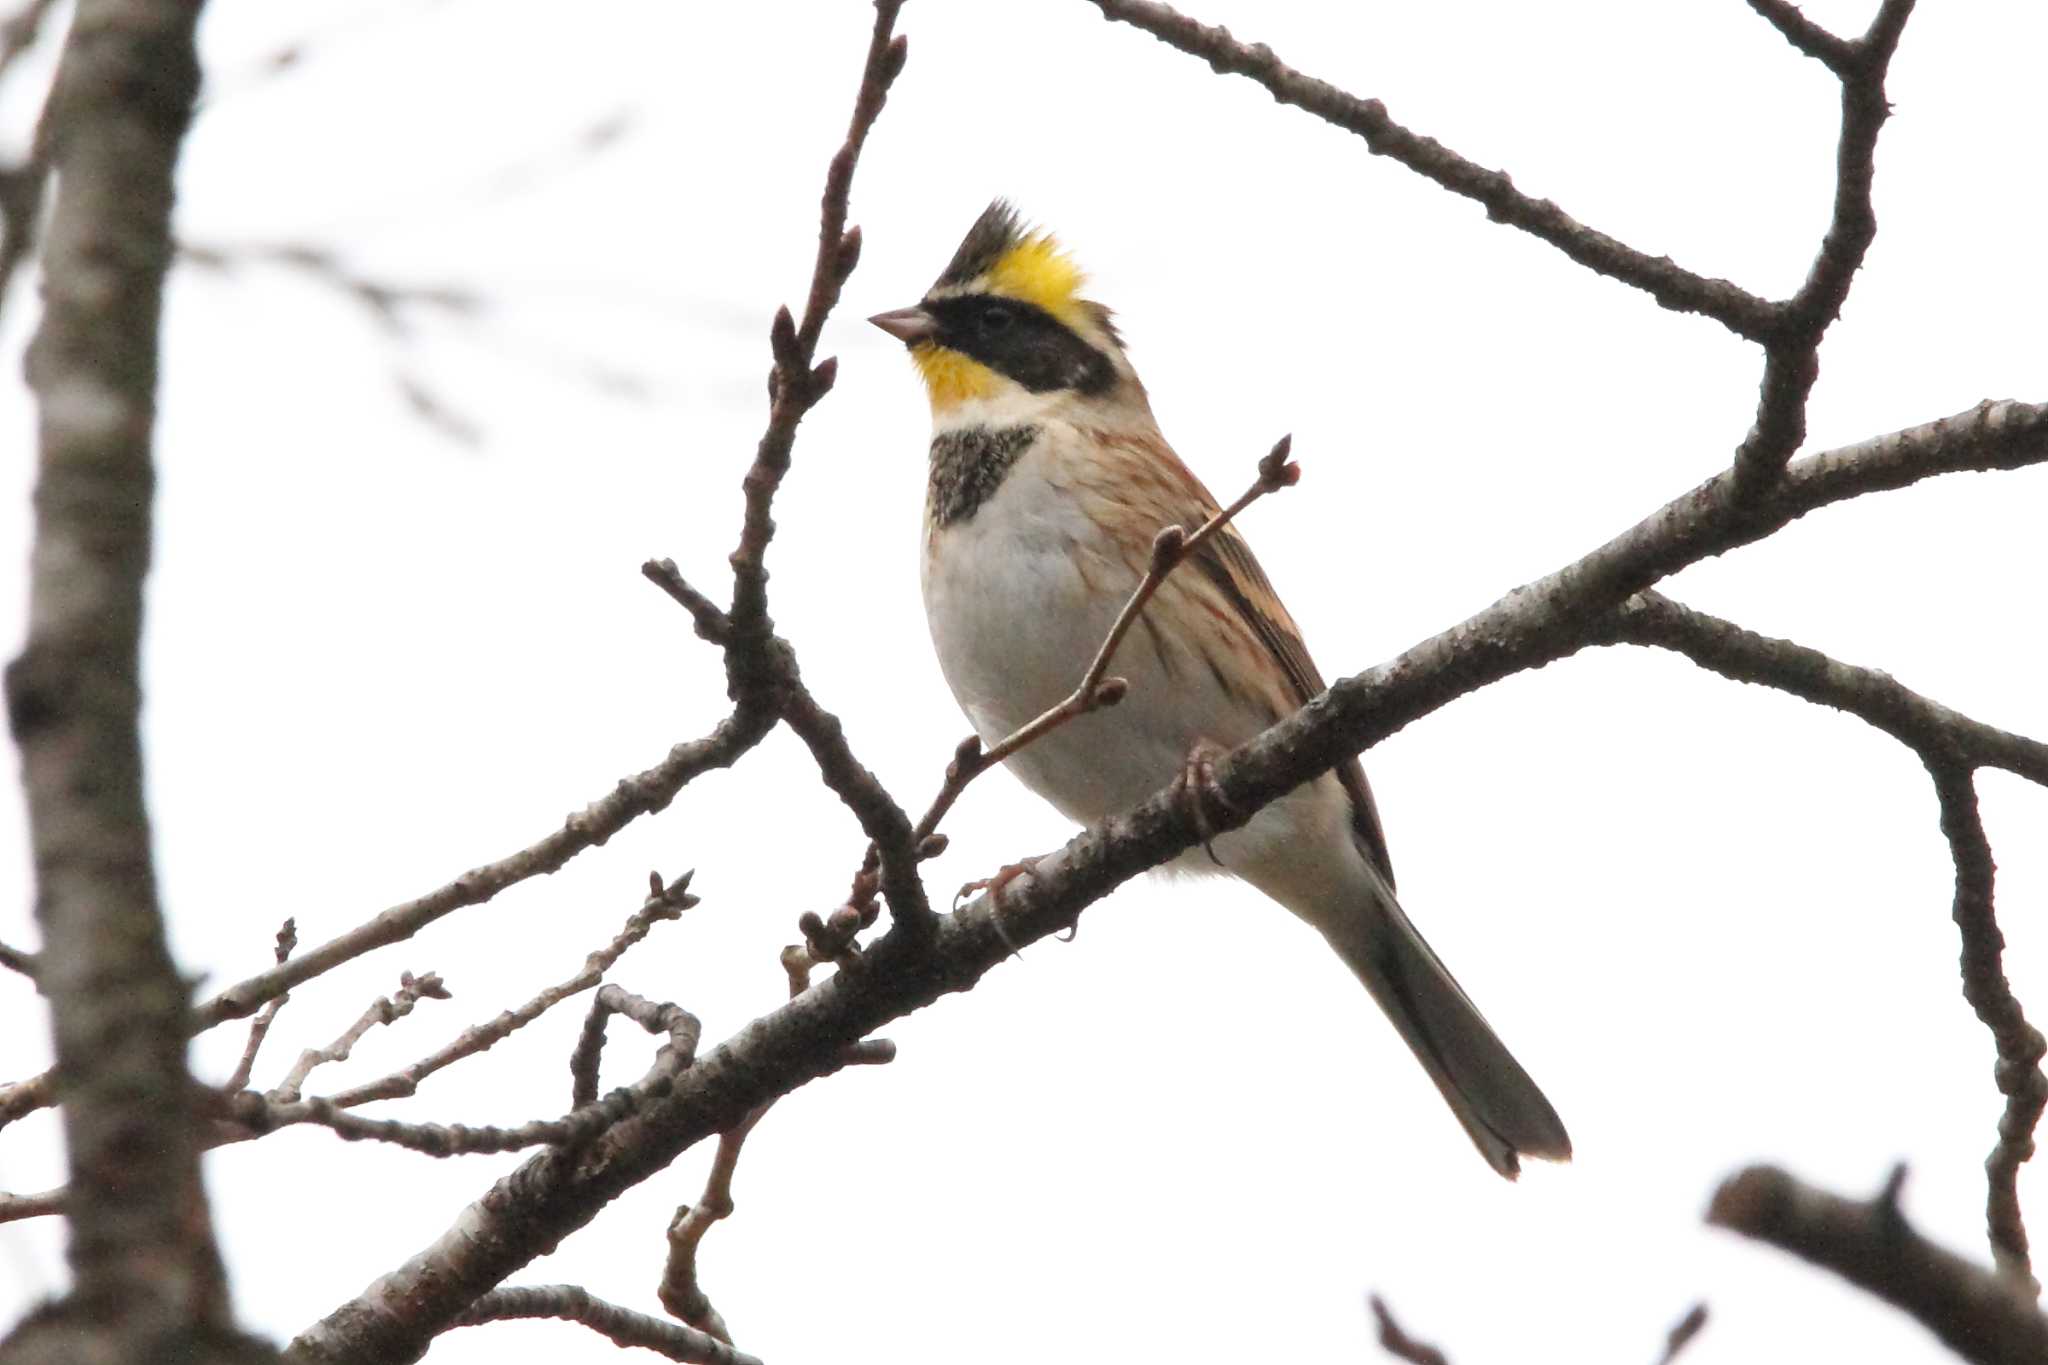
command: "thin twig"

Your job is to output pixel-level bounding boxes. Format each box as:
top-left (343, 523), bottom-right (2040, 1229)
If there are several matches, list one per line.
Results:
top-left (0, 0), bottom-right (59, 320)
top-left (1596, 591), bottom-right (2048, 785)
top-left (1708, 1164), bottom-right (2048, 1365)
top-left (569, 983), bottom-right (702, 1110)
top-left (1654, 1302), bottom-right (1710, 1365)
top-left (0, 938), bottom-right (36, 982)
top-left (725, 0), bottom-right (906, 641)
top-left (189, 708), bottom-right (770, 1029)
top-left (631, 0), bottom-right (926, 934)
top-left (327, 872), bottom-right (696, 1111)
top-left (453, 1284), bottom-right (761, 1365)
top-left (659, 1107), bottom-right (770, 1343)
top-left (223, 917), bottom-right (297, 1092)
top-left (0, 1185), bottom-right (64, 1225)
top-left (657, 934), bottom-right (894, 1342)
top-left (229, 1075), bottom-right (674, 1158)
top-left (1086, 0), bottom-right (1778, 340)
top-left (268, 970), bottom-right (451, 1104)
top-left (903, 438), bottom-right (1299, 872)
top-left (179, 240), bottom-right (483, 336)
top-left (0, 0), bottom-right (62, 76)
top-left (1368, 1295), bottom-right (1450, 1365)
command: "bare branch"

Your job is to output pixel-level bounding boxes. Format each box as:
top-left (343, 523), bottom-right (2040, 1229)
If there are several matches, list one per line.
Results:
top-left (453, 1284), bottom-right (761, 1365)
top-left (627, 0), bottom-right (928, 935)
top-left (1368, 1295), bottom-right (1450, 1365)
top-left (1708, 1165), bottom-right (2048, 1365)
top-left (191, 708), bottom-right (771, 1031)
top-left (1654, 1303), bottom-right (1710, 1365)
top-left (0, 938), bottom-right (36, 982)
top-left (725, 0), bottom-right (907, 639)
top-left (1931, 765), bottom-right (2048, 1291)
top-left (1744, 0), bottom-right (1856, 73)
top-left (1085, 0), bottom-right (1779, 340)
top-left (569, 983), bottom-right (702, 1110)
top-left (327, 873), bottom-right (696, 1111)
top-left (642, 560), bottom-right (732, 644)
top-left (659, 927), bottom-right (893, 1343)
top-left (771, 654), bottom-right (930, 926)
top-left (659, 1106), bottom-right (769, 1343)
top-left (0, 0), bottom-right (61, 75)
top-left (1596, 590), bottom-right (2048, 1280)
top-left (1731, 0), bottom-right (1917, 492)
top-left (268, 970), bottom-right (451, 1104)
top-left (0, 0), bottom-right (59, 320)
top-left (1596, 592), bottom-right (2048, 784)
top-left (222, 918), bottom-right (298, 1093)
top-left (229, 1073), bottom-right (677, 1159)
top-left (178, 240), bottom-right (484, 336)
top-left (0, 1185), bottom-right (64, 1226)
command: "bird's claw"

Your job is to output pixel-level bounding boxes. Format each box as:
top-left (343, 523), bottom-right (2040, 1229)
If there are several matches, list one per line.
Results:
top-left (956, 857), bottom-right (1045, 958)
top-left (954, 856), bottom-right (1041, 910)
top-left (1174, 742), bottom-right (1237, 867)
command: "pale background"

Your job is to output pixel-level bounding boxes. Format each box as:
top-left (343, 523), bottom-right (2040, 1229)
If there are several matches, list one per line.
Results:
top-left (3, 1), bottom-right (2045, 1361)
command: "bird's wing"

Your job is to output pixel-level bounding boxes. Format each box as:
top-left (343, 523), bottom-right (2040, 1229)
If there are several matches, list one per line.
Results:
top-left (1081, 428), bottom-right (1397, 889)
top-left (1185, 523), bottom-right (1397, 891)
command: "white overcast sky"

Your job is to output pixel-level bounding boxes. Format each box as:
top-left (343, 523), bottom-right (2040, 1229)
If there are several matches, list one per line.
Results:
top-left (4, 1), bottom-right (2047, 1362)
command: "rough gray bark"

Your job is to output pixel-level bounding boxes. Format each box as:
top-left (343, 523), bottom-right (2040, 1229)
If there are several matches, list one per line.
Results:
top-left (0, 0), bottom-right (273, 1360)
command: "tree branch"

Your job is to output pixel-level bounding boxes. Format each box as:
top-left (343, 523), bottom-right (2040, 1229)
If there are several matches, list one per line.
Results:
top-left (451, 1285), bottom-right (761, 1365)
top-left (0, 1185), bottom-right (65, 1226)
top-left (223, 919), bottom-right (298, 1093)
top-left (268, 971), bottom-right (451, 1104)
top-left (1930, 766), bottom-right (2048, 1291)
top-left (1709, 1165), bottom-right (2048, 1365)
top-left (283, 396), bottom-right (2048, 1364)
top-left (2, 0), bottom-right (244, 1346)
top-left (1085, 0), bottom-right (1780, 340)
top-left (1369, 1295), bottom-right (1450, 1365)
top-left (1595, 591), bottom-right (2048, 784)
top-left (326, 873), bottom-right (696, 1111)
top-left (1744, 0), bottom-right (1857, 73)
top-left (194, 710), bottom-right (771, 1030)
top-left (1730, 0), bottom-right (1917, 493)
top-left (568, 983), bottom-right (702, 1111)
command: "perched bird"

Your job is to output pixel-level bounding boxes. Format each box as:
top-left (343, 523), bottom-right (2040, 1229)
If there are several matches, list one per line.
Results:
top-left (870, 201), bottom-right (1569, 1178)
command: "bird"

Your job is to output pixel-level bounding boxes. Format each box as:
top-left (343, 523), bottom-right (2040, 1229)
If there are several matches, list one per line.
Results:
top-left (869, 200), bottom-right (1569, 1178)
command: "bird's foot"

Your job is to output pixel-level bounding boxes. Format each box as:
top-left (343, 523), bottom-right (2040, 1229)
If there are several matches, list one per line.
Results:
top-left (955, 856), bottom-right (1043, 911)
top-left (956, 856), bottom-right (1046, 957)
top-left (1174, 740), bottom-right (1238, 867)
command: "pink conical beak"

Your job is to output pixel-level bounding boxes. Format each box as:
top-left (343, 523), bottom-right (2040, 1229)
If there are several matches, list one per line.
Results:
top-left (869, 305), bottom-right (938, 345)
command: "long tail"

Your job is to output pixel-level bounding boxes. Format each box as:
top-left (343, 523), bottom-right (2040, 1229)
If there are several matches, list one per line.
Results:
top-left (1323, 890), bottom-right (1571, 1179)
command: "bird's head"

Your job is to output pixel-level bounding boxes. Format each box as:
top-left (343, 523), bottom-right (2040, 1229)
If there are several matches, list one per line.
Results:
top-left (871, 200), bottom-right (1143, 417)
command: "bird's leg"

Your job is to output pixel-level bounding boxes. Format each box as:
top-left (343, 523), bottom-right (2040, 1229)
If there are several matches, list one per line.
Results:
top-left (1174, 740), bottom-right (1238, 867)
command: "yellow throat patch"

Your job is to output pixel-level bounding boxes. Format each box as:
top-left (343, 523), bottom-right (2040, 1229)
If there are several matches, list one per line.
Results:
top-left (912, 345), bottom-right (997, 411)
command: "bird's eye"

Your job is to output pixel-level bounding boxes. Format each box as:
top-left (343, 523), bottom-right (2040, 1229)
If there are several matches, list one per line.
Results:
top-left (978, 304), bottom-right (1015, 336)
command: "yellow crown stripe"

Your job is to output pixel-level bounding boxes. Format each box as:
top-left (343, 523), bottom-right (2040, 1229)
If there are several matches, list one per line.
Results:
top-left (986, 235), bottom-right (1087, 326)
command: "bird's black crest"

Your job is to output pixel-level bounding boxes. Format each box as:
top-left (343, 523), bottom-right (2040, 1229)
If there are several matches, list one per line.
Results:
top-left (934, 199), bottom-right (1025, 290)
